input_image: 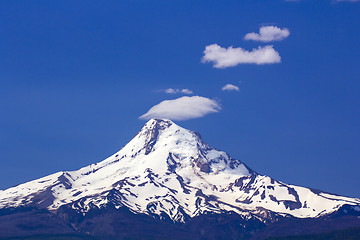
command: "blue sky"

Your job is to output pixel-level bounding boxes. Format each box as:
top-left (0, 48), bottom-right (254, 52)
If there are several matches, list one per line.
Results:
top-left (1, 0), bottom-right (359, 198)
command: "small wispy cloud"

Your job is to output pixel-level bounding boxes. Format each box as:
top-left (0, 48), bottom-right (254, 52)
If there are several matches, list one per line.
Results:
top-left (222, 84), bottom-right (239, 92)
top-left (244, 26), bottom-right (290, 42)
top-left (180, 89), bottom-right (193, 94)
top-left (202, 44), bottom-right (281, 68)
top-left (164, 88), bottom-right (193, 95)
top-left (139, 96), bottom-right (221, 121)
top-left (164, 88), bottom-right (178, 94)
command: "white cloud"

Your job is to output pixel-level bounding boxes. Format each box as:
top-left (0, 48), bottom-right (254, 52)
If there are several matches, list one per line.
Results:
top-left (139, 96), bottom-right (221, 121)
top-left (180, 89), bottom-right (193, 94)
top-left (244, 26), bottom-right (290, 42)
top-left (164, 88), bottom-right (193, 95)
top-left (202, 44), bottom-right (281, 68)
top-left (222, 84), bottom-right (239, 91)
top-left (164, 88), bottom-right (178, 94)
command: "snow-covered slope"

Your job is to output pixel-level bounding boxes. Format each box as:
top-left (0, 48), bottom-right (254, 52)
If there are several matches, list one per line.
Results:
top-left (0, 119), bottom-right (359, 223)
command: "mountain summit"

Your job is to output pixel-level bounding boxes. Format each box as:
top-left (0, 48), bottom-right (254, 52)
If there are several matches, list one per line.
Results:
top-left (1, 119), bottom-right (359, 239)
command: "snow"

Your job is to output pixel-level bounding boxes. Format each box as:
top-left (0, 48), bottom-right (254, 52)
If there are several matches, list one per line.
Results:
top-left (0, 118), bottom-right (359, 222)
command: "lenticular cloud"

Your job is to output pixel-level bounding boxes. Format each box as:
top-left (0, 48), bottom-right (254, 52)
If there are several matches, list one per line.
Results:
top-left (139, 96), bottom-right (221, 121)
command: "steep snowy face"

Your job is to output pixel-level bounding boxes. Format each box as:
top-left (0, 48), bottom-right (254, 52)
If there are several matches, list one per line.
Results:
top-left (0, 119), bottom-right (359, 223)
top-left (72, 118), bottom-right (251, 186)
top-left (120, 118), bottom-right (250, 175)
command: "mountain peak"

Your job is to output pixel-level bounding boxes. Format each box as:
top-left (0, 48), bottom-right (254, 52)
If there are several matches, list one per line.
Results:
top-left (142, 118), bottom-right (174, 131)
top-left (0, 119), bottom-right (359, 229)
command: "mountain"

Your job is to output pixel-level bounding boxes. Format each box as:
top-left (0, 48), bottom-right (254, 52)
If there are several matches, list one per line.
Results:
top-left (0, 118), bottom-right (359, 239)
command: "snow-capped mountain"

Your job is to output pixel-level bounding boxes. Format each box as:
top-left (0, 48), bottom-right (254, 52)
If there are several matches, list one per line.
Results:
top-left (1, 118), bottom-right (359, 227)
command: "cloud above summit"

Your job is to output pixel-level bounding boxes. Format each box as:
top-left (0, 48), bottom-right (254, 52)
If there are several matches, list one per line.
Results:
top-left (202, 44), bottom-right (281, 68)
top-left (244, 26), bottom-right (290, 42)
top-left (139, 96), bottom-right (221, 121)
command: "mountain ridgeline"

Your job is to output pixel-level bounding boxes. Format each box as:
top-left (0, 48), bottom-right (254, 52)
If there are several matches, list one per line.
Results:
top-left (0, 119), bottom-right (359, 239)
